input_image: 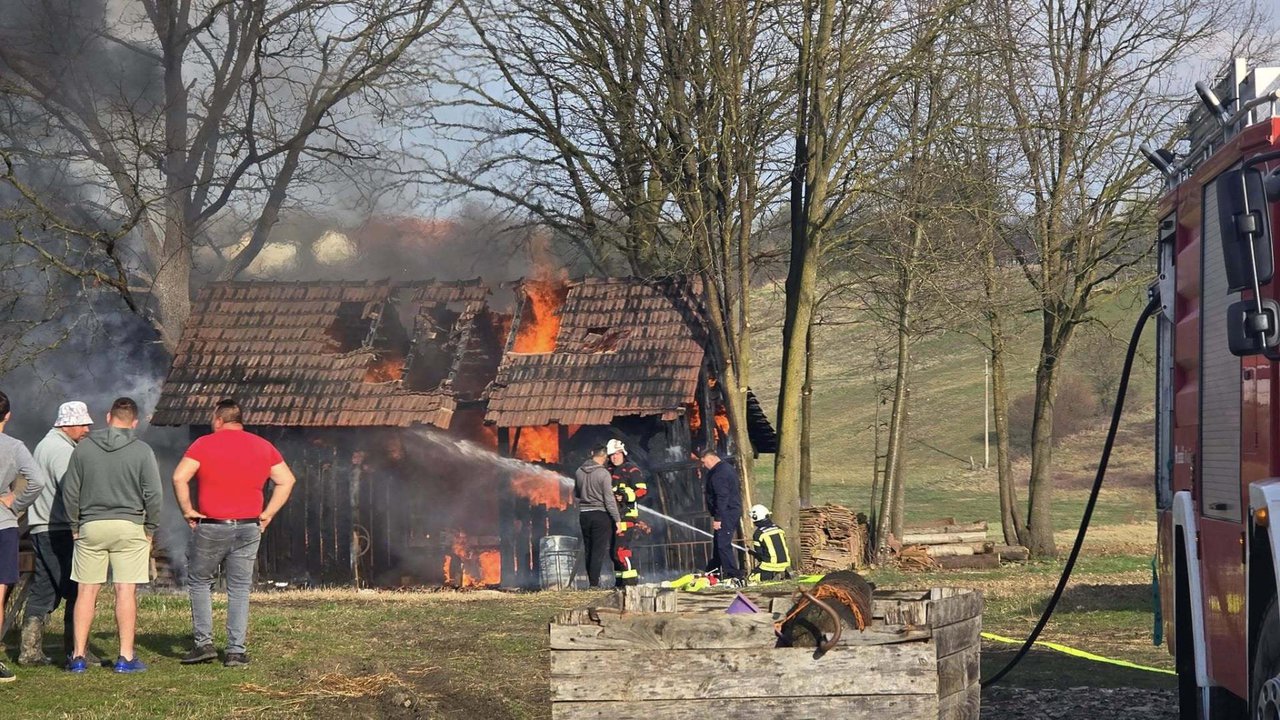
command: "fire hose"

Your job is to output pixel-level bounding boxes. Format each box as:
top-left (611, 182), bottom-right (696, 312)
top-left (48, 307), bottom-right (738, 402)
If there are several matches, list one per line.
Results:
top-left (980, 292), bottom-right (1160, 688)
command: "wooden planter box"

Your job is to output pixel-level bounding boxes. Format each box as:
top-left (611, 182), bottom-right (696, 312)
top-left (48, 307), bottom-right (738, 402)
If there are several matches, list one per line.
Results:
top-left (549, 585), bottom-right (982, 720)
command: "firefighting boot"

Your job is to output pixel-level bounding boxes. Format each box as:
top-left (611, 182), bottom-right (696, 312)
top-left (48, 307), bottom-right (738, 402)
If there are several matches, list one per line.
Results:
top-left (18, 616), bottom-right (50, 666)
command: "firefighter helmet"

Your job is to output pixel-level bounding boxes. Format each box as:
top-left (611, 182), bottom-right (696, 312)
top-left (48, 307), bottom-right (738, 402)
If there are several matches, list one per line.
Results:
top-left (606, 439), bottom-right (627, 456)
top-left (749, 504), bottom-right (770, 522)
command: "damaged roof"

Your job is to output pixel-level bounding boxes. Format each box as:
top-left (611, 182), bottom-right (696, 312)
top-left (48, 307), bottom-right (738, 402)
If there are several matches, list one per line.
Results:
top-left (151, 279), bottom-right (498, 428)
top-left (484, 277), bottom-right (708, 427)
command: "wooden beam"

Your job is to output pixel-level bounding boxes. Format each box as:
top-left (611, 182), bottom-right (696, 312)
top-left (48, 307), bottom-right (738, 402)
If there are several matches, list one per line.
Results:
top-left (550, 613), bottom-right (933, 651)
top-left (550, 644), bottom-right (938, 701)
top-left (552, 695), bottom-right (939, 720)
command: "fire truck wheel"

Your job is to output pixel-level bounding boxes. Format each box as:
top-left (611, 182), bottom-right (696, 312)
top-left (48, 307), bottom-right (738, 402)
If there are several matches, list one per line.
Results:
top-left (1252, 599), bottom-right (1280, 720)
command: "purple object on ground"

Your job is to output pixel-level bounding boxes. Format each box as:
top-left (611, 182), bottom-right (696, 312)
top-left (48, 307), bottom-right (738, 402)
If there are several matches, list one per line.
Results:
top-left (726, 592), bottom-right (761, 614)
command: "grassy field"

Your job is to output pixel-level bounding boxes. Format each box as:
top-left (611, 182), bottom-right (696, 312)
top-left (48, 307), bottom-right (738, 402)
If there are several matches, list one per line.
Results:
top-left (0, 563), bottom-right (1173, 719)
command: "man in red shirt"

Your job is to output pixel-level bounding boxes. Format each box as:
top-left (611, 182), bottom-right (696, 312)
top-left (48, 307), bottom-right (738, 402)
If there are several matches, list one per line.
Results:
top-left (172, 399), bottom-right (296, 667)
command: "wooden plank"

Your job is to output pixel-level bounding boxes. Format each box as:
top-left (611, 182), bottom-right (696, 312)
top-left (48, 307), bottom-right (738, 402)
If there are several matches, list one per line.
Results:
top-left (654, 588), bottom-right (677, 613)
top-left (879, 599), bottom-right (929, 626)
top-left (903, 521), bottom-right (987, 534)
top-left (936, 646), bottom-right (981, 699)
top-left (924, 544), bottom-right (975, 557)
top-left (932, 616), bottom-right (982, 658)
top-left (939, 685), bottom-right (981, 720)
top-left (904, 517), bottom-right (957, 530)
top-left (929, 589), bottom-right (983, 627)
top-left (551, 644), bottom-right (938, 701)
top-left (550, 613), bottom-right (933, 650)
top-left (552, 694), bottom-right (939, 720)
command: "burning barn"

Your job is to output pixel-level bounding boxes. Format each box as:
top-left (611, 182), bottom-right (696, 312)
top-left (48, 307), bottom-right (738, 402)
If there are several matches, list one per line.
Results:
top-left (152, 276), bottom-right (774, 588)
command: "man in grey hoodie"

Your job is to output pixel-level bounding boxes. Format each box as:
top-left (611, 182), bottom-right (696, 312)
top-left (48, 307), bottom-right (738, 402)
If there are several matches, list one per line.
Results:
top-left (0, 390), bottom-right (48, 682)
top-left (20, 401), bottom-right (94, 667)
top-left (62, 397), bottom-right (163, 674)
top-left (574, 446), bottom-right (623, 588)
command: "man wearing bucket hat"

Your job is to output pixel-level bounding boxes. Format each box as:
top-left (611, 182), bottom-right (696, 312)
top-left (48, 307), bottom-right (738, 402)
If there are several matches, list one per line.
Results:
top-left (21, 401), bottom-right (95, 667)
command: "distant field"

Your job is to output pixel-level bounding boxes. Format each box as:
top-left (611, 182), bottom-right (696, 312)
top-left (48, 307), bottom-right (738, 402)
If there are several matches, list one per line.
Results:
top-left (747, 278), bottom-right (1158, 554)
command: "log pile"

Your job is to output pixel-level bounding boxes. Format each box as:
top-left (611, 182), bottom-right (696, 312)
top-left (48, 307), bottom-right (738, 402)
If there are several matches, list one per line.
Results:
top-left (798, 504), bottom-right (868, 573)
top-left (897, 519), bottom-right (1029, 570)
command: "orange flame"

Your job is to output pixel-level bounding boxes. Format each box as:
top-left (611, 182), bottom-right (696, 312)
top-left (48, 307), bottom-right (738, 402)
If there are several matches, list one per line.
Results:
top-left (512, 472), bottom-right (570, 510)
top-left (514, 281), bottom-right (565, 353)
top-left (365, 354), bottom-right (405, 383)
top-left (687, 402), bottom-right (702, 434)
top-left (714, 404), bottom-right (730, 440)
top-left (479, 550), bottom-right (502, 585)
top-left (515, 425), bottom-right (559, 464)
top-left (446, 532), bottom-right (502, 587)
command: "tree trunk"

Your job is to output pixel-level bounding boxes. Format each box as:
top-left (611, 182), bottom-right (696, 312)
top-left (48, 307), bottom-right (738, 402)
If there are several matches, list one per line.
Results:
top-left (1024, 331), bottom-right (1063, 557)
top-left (773, 239), bottom-right (818, 555)
top-left (983, 247), bottom-right (1023, 546)
top-left (799, 322), bottom-right (814, 506)
top-left (701, 273), bottom-right (756, 543)
top-left (890, 386), bottom-right (910, 536)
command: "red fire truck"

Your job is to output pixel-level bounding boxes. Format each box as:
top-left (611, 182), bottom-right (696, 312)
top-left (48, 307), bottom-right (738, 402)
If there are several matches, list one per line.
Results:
top-left (1151, 59), bottom-right (1280, 719)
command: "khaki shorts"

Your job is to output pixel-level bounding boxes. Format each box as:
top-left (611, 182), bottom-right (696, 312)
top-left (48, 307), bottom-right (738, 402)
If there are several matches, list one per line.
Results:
top-left (72, 519), bottom-right (151, 584)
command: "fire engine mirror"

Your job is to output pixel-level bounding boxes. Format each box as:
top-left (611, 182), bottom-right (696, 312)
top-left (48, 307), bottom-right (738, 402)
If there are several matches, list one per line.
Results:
top-left (1217, 167), bottom-right (1274, 292)
top-left (1227, 298), bottom-right (1280, 357)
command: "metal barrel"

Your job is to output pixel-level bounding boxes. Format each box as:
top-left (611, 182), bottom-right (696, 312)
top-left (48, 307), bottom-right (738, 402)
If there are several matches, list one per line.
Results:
top-left (538, 535), bottom-right (581, 590)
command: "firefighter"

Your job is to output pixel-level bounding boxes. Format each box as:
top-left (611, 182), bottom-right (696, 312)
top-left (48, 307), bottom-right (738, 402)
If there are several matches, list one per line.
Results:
top-left (748, 504), bottom-right (791, 582)
top-left (607, 439), bottom-right (645, 586)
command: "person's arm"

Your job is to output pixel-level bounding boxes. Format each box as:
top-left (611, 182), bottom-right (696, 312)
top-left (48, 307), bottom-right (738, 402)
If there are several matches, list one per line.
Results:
top-left (141, 450), bottom-right (164, 537)
top-left (171, 457), bottom-right (207, 527)
top-left (259, 461), bottom-right (296, 531)
top-left (63, 451), bottom-right (82, 536)
top-left (8, 443), bottom-right (46, 516)
top-left (601, 470), bottom-right (622, 528)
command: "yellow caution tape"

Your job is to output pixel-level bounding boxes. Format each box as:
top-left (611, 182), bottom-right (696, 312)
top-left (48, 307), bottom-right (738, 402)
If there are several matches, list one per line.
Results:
top-left (981, 632), bottom-right (1176, 676)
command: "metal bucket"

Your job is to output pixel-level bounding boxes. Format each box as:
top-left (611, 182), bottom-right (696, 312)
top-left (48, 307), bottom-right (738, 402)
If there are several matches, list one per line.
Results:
top-left (539, 535), bottom-right (581, 590)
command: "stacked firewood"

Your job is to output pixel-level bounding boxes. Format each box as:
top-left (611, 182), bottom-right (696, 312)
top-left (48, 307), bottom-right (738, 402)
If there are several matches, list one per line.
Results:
top-left (798, 504), bottom-right (868, 573)
top-left (898, 518), bottom-right (1029, 570)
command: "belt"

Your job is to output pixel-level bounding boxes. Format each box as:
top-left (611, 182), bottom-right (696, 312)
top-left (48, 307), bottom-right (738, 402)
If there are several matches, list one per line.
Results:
top-left (197, 518), bottom-right (260, 525)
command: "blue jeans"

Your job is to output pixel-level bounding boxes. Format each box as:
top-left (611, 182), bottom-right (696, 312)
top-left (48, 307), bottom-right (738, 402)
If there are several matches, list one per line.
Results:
top-left (187, 524), bottom-right (260, 654)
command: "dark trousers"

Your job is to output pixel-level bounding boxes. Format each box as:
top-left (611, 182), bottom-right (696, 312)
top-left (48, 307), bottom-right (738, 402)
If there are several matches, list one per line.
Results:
top-left (579, 511), bottom-right (613, 588)
top-left (712, 514), bottom-right (742, 579)
top-left (26, 531), bottom-right (79, 626)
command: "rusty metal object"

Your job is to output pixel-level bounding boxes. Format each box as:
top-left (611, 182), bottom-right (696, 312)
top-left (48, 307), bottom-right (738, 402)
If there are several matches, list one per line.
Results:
top-left (798, 589), bottom-right (843, 652)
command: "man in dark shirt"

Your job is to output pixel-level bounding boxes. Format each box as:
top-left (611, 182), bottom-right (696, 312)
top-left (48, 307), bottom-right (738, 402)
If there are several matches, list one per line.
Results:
top-left (701, 449), bottom-right (743, 585)
top-left (574, 446), bottom-right (623, 588)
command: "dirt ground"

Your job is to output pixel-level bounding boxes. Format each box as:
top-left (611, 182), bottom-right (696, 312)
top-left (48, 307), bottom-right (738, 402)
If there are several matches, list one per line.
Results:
top-left (982, 687), bottom-right (1176, 719)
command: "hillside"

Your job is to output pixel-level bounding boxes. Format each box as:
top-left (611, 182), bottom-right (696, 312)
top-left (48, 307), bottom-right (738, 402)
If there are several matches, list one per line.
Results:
top-left (746, 279), bottom-right (1159, 549)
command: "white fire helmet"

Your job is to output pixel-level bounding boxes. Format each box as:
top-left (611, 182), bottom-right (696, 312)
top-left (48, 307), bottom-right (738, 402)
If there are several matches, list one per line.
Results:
top-left (749, 504), bottom-right (770, 522)
top-left (606, 439), bottom-right (627, 456)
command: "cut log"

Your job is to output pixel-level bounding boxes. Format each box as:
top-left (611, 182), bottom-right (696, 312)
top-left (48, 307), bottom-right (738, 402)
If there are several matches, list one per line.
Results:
top-left (994, 545), bottom-right (1030, 562)
top-left (923, 545), bottom-right (974, 557)
top-left (900, 531), bottom-right (987, 546)
top-left (903, 521), bottom-right (988, 534)
top-left (934, 554), bottom-right (1001, 570)
top-left (904, 517), bottom-right (956, 529)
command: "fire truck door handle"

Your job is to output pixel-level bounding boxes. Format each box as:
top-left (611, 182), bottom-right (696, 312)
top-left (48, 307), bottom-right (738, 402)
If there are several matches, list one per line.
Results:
top-left (1210, 502), bottom-right (1230, 511)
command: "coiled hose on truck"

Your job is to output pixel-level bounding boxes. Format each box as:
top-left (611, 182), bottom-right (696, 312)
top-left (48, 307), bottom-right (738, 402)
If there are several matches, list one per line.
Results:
top-left (981, 293), bottom-right (1161, 688)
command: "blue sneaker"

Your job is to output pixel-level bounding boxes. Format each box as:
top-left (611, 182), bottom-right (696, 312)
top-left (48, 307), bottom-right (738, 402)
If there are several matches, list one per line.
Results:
top-left (113, 656), bottom-right (147, 673)
top-left (66, 656), bottom-right (88, 673)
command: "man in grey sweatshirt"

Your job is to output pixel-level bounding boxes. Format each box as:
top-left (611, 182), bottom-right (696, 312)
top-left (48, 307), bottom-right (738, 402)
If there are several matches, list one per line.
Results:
top-left (0, 390), bottom-right (48, 683)
top-left (62, 397), bottom-right (163, 674)
top-left (20, 401), bottom-right (94, 666)
top-left (574, 446), bottom-right (623, 588)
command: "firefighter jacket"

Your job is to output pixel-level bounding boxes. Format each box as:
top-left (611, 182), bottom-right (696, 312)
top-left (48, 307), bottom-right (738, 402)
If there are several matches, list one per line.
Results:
top-left (751, 520), bottom-right (790, 573)
top-left (610, 460), bottom-right (647, 523)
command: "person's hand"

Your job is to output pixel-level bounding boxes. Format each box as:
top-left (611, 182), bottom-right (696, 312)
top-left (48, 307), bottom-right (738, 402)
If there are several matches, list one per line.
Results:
top-left (615, 522), bottom-right (626, 535)
top-left (0, 493), bottom-right (13, 509)
top-left (183, 507), bottom-right (207, 529)
top-left (259, 512), bottom-right (275, 532)
top-left (712, 520), bottom-right (722, 531)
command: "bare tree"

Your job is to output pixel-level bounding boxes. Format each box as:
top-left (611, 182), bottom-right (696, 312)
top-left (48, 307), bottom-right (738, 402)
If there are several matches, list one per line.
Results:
top-left (0, 0), bottom-right (450, 351)
top-left (984, 0), bottom-right (1236, 556)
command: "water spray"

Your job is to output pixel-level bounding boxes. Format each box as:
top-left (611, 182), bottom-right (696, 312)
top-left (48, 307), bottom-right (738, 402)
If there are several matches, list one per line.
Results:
top-left (638, 505), bottom-right (751, 553)
top-left (411, 429), bottom-right (752, 553)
